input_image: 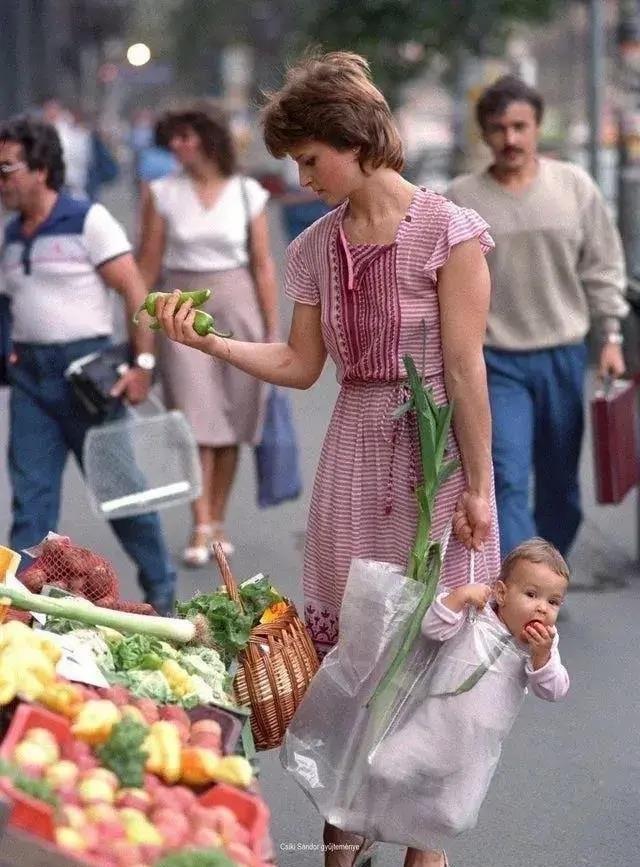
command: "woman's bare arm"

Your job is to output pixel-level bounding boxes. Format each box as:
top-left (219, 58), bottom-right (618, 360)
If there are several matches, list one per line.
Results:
top-left (155, 292), bottom-right (327, 390)
top-left (438, 238), bottom-right (493, 546)
top-left (136, 187), bottom-right (166, 290)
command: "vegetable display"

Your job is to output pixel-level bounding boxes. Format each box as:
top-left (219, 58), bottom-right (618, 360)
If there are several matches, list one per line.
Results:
top-left (95, 717), bottom-right (149, 788)
top-left (7, 721), bottom-right (258, 866)
top-left (0, 536), bottom-right (277, 867)
top-left (177, 577), bottom-right (282, 665)
top-left (0, 756), bottom-right (59, 807)
top-left (0, 620), bottom-right (61, 705)
top-left (44, 623), bottom-right (232, 708)
top-left (0, 585), bottom-right (205, 644)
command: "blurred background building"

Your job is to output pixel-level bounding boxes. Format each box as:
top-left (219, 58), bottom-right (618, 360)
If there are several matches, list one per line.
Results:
top-left (1, 1), bottom-right (639, 214)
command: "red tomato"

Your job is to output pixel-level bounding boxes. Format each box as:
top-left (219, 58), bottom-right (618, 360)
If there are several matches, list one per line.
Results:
top-left (520, 619), bottom-right (545, 641)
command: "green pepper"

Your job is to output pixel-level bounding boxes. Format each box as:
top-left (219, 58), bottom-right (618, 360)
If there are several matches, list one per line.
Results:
top-left (193, 310), bottom-right (233, 338)
top-left (132, 289), bottom-right (212, 324)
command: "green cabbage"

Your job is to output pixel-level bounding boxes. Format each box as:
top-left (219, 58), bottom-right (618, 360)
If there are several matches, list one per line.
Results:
top-left (125, 670), bottom-right (173, 703)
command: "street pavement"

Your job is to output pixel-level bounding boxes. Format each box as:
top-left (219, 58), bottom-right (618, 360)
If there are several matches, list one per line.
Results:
top-left (0, 180), bottom-right (638, 867)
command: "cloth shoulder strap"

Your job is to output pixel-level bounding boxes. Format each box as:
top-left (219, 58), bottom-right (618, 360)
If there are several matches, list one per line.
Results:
top-left (239, 176), bottom-right (252, 260)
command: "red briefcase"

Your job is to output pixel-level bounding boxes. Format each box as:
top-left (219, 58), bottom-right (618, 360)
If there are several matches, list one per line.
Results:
top-left (590, 378), bottom-right (639, 505)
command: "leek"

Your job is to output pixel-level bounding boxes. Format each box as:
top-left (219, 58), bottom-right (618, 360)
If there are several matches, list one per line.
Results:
top-left (366, 354), bottom-right (458, 709)
top-left (342, 353), bottom-right (460, 811)
top-left (0, 586), bottom-right (195, 644)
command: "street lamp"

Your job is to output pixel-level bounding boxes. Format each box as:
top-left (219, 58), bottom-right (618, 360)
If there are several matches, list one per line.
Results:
top-left (126, 43), bottom-right (151, 67)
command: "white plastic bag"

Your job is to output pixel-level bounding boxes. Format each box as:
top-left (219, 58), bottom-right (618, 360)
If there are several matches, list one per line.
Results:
top-left (281, 556), bottom-right (528, 851)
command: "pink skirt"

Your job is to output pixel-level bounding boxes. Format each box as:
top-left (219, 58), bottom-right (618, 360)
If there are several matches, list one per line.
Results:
top-left (158, 267), bottom-right (267, 447)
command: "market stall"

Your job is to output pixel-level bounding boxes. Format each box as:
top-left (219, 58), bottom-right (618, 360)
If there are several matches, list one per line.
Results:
top-left (0, 536), bottom-right (318, 867)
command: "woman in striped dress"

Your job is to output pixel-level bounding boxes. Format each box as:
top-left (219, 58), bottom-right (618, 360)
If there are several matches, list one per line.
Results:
top-left (156, 51), bottom-right (500, 867)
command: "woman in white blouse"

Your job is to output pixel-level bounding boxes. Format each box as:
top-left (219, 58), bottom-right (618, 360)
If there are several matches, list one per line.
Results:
top-left (138, 100), bottom-right (278, 565)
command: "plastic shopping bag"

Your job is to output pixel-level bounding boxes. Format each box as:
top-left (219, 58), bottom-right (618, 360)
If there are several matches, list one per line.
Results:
top-left (254, 386), bottom-right (302, 508)
top-left (281, 557), bottom-right (528, 852)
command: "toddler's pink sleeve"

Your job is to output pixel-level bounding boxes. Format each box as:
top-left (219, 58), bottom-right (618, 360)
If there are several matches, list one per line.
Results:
top-left (421, 592), bottom-right (467, 641)
top-left (525, 635), bottom-right (570, 701)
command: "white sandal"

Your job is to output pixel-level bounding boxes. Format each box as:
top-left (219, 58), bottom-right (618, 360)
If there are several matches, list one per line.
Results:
top-left (182, 523), bottom-right (213, 567)
top-left (210, 521), bottom-right (235, 558)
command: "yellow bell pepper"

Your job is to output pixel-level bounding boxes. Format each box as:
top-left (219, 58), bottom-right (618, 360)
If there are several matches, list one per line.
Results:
top-left (0, 620), bottom-right (36, 649)
top-left (37, 636), bottom-right (62, 664)
top-left (207, 755), bottom-right (253, 789)
top-left (161, 659), bottom-right (195, 700)
top-left (2, 647), bottom-right (56, 684)
top-left (38, 681), bottom-right (85, 719)
top-left (71, 700), bottom-right (121, 745)
top-left (17, 671), bottom-right (48, 702)
top-left (179, 746), bottom-right (221, 786)
top-left (143, 721), bottom-right (182, 784)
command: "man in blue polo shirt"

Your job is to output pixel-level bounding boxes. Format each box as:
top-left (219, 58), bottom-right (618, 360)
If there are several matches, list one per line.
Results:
top-left (0, 116), bottom-right (176, 614)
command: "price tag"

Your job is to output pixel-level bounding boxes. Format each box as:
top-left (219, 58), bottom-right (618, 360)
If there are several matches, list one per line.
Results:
top-left (40, 630), bottom-right (110, 688)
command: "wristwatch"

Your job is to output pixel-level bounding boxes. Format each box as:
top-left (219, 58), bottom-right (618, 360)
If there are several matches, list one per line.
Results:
top-left (603, 332), bottom-right (624, 345)
top-left (135, 352), bottom-right (157, 371)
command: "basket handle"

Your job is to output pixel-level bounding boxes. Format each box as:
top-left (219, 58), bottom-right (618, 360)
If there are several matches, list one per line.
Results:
top-left (212, 542), bottom-right (243, 610)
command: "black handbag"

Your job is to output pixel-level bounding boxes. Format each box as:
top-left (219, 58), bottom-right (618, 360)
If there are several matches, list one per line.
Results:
top-left (0, 293), bottom-right (12, 387)
top-left (64, 342), bottom-right (132, 420)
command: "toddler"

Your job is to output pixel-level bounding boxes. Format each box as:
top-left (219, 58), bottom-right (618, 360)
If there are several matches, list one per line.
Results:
top-left (360, 538), bottom-right (570, 854)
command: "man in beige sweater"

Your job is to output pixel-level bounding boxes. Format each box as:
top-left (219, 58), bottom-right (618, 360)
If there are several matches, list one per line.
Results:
top-left (448, 75), bottom-right (628, 558)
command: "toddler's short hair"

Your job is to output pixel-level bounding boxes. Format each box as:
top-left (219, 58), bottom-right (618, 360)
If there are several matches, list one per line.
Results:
top-left (500, 538), bottom-right (569, 584)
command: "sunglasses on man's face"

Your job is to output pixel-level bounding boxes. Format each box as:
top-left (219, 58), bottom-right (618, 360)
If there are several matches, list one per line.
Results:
top-left (0, 161), bottom-right (27, 178)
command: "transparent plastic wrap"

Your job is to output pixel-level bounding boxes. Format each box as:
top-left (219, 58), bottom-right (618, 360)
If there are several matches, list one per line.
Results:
top-left (282, 558), bottom-right (527, 852)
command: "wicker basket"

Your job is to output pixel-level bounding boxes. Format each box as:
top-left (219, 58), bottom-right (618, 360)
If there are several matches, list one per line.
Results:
top-left (213, 543), bottom-right (320, 751)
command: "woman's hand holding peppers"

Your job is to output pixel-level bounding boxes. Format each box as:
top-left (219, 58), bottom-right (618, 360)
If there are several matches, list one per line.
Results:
top-left (154, 291), bottom-right (226, 357)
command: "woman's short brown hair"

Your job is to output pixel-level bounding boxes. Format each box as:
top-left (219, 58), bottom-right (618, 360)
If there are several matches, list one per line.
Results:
top-left (261, 50), bottom-right (404, 172)
top-left (156, 99), bottom-right (237, 176)
top-left (500, 538), bottom-right (570, 584)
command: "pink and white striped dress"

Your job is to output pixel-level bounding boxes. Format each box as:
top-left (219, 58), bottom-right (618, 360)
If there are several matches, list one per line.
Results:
top-left (285, 188), bottom-right (501, 656)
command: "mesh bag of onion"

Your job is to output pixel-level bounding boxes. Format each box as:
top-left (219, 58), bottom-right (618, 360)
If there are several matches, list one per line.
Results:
top-left (19, 534), bottom-right (156, 614)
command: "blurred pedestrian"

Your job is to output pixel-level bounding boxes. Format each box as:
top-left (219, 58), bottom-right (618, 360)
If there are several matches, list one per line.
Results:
top-left (134, 116), bottom-right (179, 230)
top-left (40, 98), bottom-right (91, 199)
top-left (153, 51), bottom-right (500, 867)
top-left (448, 75), bottom-right (628, 559)
top-left (0, 116), bottom-right (177, 614)
top-left (137, 100), bottom-right (278, 565)
top-left (85, 115), bottom-right (119, 203)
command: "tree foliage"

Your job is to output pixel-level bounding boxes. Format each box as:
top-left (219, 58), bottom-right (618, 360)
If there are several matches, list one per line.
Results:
top-left (300, 0), bottom-right (567, 103)
top-left (167, 0), bottom-right (567, 100)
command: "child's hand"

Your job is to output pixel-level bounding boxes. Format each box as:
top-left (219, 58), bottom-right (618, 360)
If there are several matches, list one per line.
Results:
top-left (441, 583), bottom-right (491, 614)
top-left (523, 621), bottom-right (556, 669)
top-left (463, 583), bottom-right (492, 611)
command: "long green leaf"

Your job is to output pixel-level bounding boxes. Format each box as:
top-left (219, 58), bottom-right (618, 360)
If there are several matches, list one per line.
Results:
top-left (437, 458), bottom-right (460, 488)
top-left (430, 634), bottom-right (512, 697)
top-left (435, 400), bottom-right (454, 466)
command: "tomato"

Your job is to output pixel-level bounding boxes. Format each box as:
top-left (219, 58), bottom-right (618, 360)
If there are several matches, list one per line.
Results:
top-left (520, 619), bottom-right (545, 641)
